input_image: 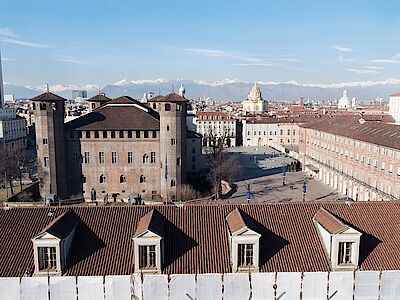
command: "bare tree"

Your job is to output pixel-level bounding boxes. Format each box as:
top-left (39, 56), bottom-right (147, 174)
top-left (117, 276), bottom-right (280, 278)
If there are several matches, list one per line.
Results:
top-left (0, 148), bottom-right (34, 195)
top-left (206, 129), bottom-right (241, 199)
top-left (176, 184), bottom-right (200, 201)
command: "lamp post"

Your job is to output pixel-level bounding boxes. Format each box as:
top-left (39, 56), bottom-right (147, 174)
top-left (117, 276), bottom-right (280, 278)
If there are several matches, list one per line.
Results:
top-left (302, 183), bottom-right (307, 202)
top-left (245, 181), bottom-right (253, 204)
top-left (282, 168), bottom-right (286, 186)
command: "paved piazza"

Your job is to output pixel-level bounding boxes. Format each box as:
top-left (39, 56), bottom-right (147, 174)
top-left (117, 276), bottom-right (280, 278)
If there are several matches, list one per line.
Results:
top-left (225, 146), bottom-right (340, 203)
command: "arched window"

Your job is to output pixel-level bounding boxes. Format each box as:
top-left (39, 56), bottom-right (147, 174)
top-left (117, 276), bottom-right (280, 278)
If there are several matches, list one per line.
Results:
top-left (171, 179), bottom-right (176, 187)
top-left (120, 175), bottom-right (126, 183)
top-left (143, 154), bottom-right (149, 164)
top-left (165, 103), bottom-right (171, 111)
top-left (140, 175), bottom-right (146, 183)
top-left (100, 174), bottom-right (106, 183)
top-left (152, 103), bottom-right (157, 109)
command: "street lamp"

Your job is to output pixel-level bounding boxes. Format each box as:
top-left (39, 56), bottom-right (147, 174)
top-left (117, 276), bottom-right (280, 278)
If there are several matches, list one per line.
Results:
top-left (282, 168), bottom-right (286, 186)
top-left (302, 183), bottom-right (307, 202)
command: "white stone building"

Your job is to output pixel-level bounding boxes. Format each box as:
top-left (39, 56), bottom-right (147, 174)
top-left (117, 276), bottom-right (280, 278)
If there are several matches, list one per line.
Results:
top-left (337, 90), bottom-right (352, 109)
top-left (242, 83), bottom-right (267, 114)
top-left (389, 92), bottom-right (400, 123)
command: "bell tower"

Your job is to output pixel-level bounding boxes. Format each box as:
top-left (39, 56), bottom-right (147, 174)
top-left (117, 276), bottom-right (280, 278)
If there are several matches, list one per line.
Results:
top-left (31, 92), bottom-right (68, 199)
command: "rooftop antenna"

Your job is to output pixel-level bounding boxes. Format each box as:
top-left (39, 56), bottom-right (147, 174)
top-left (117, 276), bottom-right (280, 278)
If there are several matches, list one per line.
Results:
top-left (46, 84), bottom-right (49, 93)
top-left (172, 84), bottom-right (175, 93)
top-left (158, 88), bottom-right (161, 95)
top-left (98, 85), bottom-right (101, 95)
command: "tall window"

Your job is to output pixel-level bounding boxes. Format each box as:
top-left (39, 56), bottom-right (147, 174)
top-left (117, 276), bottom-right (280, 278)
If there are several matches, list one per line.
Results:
top-left (43, 138), bottom-right (48, 145)
top-left (338, 242), bottom-right (353, 265)
top-left (165, 103), bottom-right (171, 111)
top-left (99, 152), bottom-right (104, 164)
top-left (112, 152), bottom-right (117, 164)
top-left (151, 152), bottom-right (156, 163)
top-left (100, 174), bottom-right (106, 183)
top-left (44, 157), bottom-right (49, 167)
top-left (136, 131), bottom-right (141, 138)
top-left (128, 152), bottom-right (133, 164)
top-left (120, 175), bottom-right (126, 183)
top-left (143, 154), bottom-right (149, 164)
top-left (139, 245), bottom-right (156, 268)
top-left (140, 175), bottom-right (146, 183)
top-left (238, 244), bottom-right (253, 267)
top-left (144, 131), bottom-right (149, 138)
top-left (171, 139), bottom-right (176, 145)
top-left (38, 247), bottom-right (57, 271)
top-left (84, 152), bottom-right (90, 164)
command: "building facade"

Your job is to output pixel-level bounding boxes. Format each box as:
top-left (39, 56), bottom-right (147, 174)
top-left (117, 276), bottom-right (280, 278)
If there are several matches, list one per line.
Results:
top-left (299, 115), bottom-right (400, 201)
top-left (195, 111), bottom-right (240, 147)
top-left (32, 92), bottom-right (201, 201)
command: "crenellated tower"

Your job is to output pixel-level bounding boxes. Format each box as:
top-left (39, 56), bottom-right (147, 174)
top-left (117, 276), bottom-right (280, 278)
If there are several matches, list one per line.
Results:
top-left (148, 93), bottom-right (187, 200)
top-left (31, 92), bottom-right (68, 199)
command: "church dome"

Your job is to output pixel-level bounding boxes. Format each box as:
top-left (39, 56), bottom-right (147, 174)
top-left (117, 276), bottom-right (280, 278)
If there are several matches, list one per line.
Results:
top-left (338, 90), bottom-right (351, 109)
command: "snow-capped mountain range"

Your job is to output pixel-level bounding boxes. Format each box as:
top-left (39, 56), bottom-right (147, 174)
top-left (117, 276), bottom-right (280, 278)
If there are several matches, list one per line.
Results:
top-left (4, 78), bottom-right (400, 101)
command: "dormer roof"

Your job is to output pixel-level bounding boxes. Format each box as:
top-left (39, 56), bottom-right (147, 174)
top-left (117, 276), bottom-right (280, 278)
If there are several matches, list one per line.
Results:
top-left (31, 92), bottom-right (66, 102)
top-left (35, 210), bottom-right (80, 239)
top-left (134, 209), bottom-right (165, 238)
top-left (226, 208), bottom-right (259, 235)
top-left (313, 207), bottom-right (347, 234)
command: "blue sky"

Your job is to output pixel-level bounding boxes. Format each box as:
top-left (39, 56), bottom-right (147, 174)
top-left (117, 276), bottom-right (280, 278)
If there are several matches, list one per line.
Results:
top-left (0, 0), bottom-right (399, 86)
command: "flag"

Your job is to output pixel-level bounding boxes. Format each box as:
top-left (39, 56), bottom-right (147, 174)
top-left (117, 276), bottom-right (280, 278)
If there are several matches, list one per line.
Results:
top-left (164, 156), bottom-right (168, 182)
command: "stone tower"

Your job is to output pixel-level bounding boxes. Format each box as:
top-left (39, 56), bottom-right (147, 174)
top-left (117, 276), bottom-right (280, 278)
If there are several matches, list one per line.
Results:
top-left (31, 92), bottom-right (68, 199)
top-left (148, 93), bottom-right (188, 200)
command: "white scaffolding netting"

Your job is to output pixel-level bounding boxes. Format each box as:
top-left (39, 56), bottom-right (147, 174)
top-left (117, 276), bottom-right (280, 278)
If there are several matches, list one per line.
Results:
top-left (223, 273), bottom-right (251, 300)
top-left (50, 276), bottom-right (76, 300)
top-left (276, 272), bottom-right (301, 300)
top-left (77, 276), bottom-right (104, 300)
top-left (251, 272), bottom-right (275, 300)
top-left (197, 273), bottom-right (222, 300)
top-left (105, 275), bottom-right (131, 300)
top-left (142, 275), bottom-right (168, 300)
top-left (0, 277), bottom-right (20, 300)
top-left (328, 272), bottom-right (353, 300)
top-left (21, 277), bottom-right (48, 300)
top-left (302, 272), bottom-right (328, 300)
top-left (169, 274), bottom-right (196, 300)
top-left (380, 270), bottom-right (400, 300)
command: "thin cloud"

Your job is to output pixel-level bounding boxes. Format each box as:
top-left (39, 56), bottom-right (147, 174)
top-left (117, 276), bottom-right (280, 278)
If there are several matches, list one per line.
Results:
top-left (393, 53), bottom-right (400, 60)
top-left (1, 37), bottom-right (52, 48)
top-left (365, 66), bottom-right (386, 70)
top-left (345, 68), bottom-right (378, 74)
top-left (334, 45), bottom-right (353, 52)
top-left (370, 59), bottom-right (400, 64)
top-left (236, 63), bottom-right (281, 67)
top-left (338, 55), bottom-right (355, 62)
top-left (0, 27), bottom-right (19, 38)
top-left (184, 47), bottom-right (299, 66)
top-left (1, 57), bottom-right (15, 61)
top-left (54, 55), bottom-right (92, 65)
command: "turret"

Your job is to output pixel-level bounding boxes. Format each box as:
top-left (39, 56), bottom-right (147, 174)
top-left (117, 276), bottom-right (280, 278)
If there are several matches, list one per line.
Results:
top-left (148, 93), bottom-right (188, 200)
top-left (87, 93), bottom-right (111, 112)
top-left (31, 92), bottom-right (68, 199)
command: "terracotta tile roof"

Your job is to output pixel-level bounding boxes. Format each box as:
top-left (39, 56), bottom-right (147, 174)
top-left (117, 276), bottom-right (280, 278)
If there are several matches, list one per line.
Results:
top-left (134, 209), bottom-right (165, 237)
top-left (300, 115), bottom-right (400, 150)
top-left (245, 114), bottom-right (330, 124)
top-left (390, 92), bottom-right (400, 97)
top-left (66, 97), bottom-right (160, 131)
top-left (313, 207), bottom-right (347, 234)
top-left (148, 93), bottom-right (188, 103)
top-left (88, 94), bottom-right (111, 103)
top-left (226, 208), bottom-right (258, 234)
top-left (39, 210), bottom-right (80, 239)
top-left (2, 202), bottom-right (400, 276)
top-left (31, 92), bottom-right (66, 102)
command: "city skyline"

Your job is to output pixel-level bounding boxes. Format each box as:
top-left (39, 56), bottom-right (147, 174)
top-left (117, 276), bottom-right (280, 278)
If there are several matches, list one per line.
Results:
top-left (0, 0), bottom-right (400, 86)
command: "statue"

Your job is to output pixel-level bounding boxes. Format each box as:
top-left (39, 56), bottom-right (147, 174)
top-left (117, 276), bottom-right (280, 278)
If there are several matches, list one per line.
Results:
top-left (103, 193), bottom-right (108, 205)
top-left (90, 187), bottom-right (96, 203)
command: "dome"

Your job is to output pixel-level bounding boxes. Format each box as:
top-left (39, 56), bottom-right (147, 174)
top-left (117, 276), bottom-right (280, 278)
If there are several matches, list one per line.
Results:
top-left (338, 90), bottom-right (351, 109)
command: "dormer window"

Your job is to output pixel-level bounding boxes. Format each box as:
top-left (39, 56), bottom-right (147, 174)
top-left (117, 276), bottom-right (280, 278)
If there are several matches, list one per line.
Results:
top-left (338, 242), bottom-right (353, 265)
top-left (313, 207), bottom-right (361, 271)
top-left (133, 209), bottom-right (165, 274)
top-left (226, 208), bottom-right (261, 272)
top-left (32, 210), bottom-right (80, 276)
top-left (238, 244), bottom-right (253, 267)
top-left (139, 245), bottom-right (156, 269)
top-left (38, 247), bottom-right (57, 271)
